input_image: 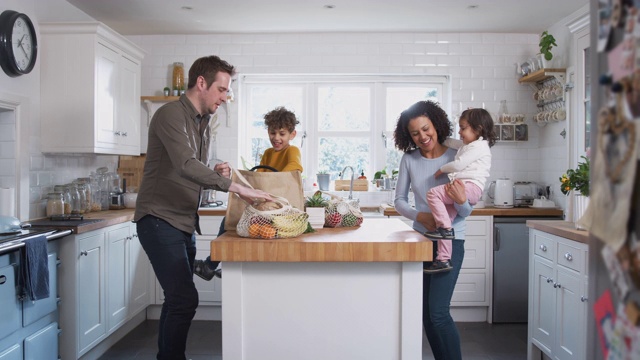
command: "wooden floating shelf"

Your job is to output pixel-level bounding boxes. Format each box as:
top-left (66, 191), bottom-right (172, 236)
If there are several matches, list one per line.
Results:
top-left (518, 68), bottom-right (566, 83)
top-left (140, 96), bottom-right (179, 102)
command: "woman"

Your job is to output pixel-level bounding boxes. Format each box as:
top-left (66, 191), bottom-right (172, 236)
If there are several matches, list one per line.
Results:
top-left (393, 100), bottom-right (472, 360)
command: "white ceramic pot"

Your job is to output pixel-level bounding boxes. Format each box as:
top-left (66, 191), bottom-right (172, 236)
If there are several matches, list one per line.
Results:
top-left (123, 192), bottom-right (138, 209)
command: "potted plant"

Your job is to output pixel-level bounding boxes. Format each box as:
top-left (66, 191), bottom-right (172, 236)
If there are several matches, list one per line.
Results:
top-left (538, 31), bottom-right (557, 68)
top-left (559, 155), bottom-right (590, 229)
top-left (316, 170), bottom-right (330, 191)
top-left (305, 190), bottom-right (327, 229)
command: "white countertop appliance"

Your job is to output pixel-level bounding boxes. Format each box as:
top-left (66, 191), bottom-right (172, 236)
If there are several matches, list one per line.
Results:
top-left (513, 181), bottom-right (544, 207)
top-left (488, 178), bottom-right (514, 208)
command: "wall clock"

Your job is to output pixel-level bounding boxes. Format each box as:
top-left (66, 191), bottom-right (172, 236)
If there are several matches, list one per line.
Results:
top-left (0, 10), bottom-right (37, 77)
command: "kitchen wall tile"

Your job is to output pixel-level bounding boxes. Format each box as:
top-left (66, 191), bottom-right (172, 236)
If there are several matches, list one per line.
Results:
top-left (482, 33), bottom-right (505, 44)
top-left (505, 34), bottom-right (532, 44)
top-left (403, 43), bottom-right (426, 55)
top-left (414, 55), bottom-right (437, 66)
top-left (483, 78), bottom-right (506, 91)
top-left (175, 44), bottom-right (198, 56)
top-left (0, 143), bottom-right (15, 159)
top-left (447, 44), bottom-right (472, 55)
top-left (437, 33), bottom-right (460, 44)
top-left (471, 44), bottom-right (495, 55)
top-left (459, 33), bottom-right (482, 44)
top-left (414, 33), bottom-right (437, 44)
top-left (436, 56), bottom-right (460, 67)
top-left (219, 44), bottom-right (243, 55)
top-left (471, 67), bottom-right (494, 79)
top-left (389, 33), bottom-right (415, 44)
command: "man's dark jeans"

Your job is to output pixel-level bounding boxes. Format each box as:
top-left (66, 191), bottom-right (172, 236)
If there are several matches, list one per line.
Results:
top-left (137, 215), bottom-right (198, 360)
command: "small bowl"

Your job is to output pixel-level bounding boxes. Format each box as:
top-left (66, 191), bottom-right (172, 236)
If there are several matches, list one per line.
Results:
top-left (123, 193), bottom-right (138, 209)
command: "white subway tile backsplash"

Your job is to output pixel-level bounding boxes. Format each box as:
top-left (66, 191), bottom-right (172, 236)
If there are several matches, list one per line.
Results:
top-left (436, 33), bottom-right (460, 44)
top-left (482, 33), bottom-right (505, 44)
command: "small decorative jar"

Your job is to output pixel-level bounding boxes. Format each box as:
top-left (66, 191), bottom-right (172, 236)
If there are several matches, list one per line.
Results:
top-left (46, 192), bottom-right (65, 217)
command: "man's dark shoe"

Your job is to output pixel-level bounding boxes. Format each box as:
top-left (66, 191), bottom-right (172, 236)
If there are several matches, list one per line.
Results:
top-left (423, 227), bottom-right (455, 240)
top-left (194, 259), bottom-right (220, 281)
top-left (424, 260), bottom-right (453, 274)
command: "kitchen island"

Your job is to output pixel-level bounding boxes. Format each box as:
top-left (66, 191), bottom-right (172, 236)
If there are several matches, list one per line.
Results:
top-left (210, 218), bottom-right (431, 360)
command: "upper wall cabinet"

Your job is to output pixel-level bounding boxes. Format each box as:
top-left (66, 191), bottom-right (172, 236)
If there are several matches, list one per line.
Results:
top-left (40, 23), bottom-right (145, 155)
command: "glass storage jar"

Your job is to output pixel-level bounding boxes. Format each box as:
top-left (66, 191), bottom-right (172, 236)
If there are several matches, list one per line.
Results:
top-left (96, 167), bottom-right (110, 210)
top-left (46, 192), bottom-right (65, 217)
top-left (89, 173), bottom-right (102, 212)
top-left (172, 62), bottom-right (184, 95)
top-left (67, 183), bottom-right (83, 215)
top-left (77, 177), bottom-right (93, 212)
top-left (73, 180), bottom-right (88, 214)
top-left (54, 185), bottom-right (71, 215)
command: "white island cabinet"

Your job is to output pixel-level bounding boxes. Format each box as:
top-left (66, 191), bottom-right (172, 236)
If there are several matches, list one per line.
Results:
top-left (527, 221), bottom-right (589, 360)
top-left (58, 221), bottom-right (150, 360)
top-left (40, 22), bottom-right (145, 155)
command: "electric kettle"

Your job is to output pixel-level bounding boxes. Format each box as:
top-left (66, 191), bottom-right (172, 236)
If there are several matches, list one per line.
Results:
top-left (488, 178), bottom-right (514, 208)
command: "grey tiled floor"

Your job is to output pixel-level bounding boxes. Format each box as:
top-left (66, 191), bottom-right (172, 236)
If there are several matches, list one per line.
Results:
top-left (98, 320), bottom-right (527, 360)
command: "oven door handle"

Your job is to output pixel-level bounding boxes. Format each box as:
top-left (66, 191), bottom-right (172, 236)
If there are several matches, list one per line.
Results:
top-left (494, 227), bottom-right (500, 252)
top-left (47, 229), bottom-right (73, 240)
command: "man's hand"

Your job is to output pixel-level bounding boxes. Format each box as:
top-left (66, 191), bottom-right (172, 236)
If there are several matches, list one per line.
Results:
top-left (213, 161), bottom-right (231, 178)
top-left (445, 179), bottom-right (467, 205)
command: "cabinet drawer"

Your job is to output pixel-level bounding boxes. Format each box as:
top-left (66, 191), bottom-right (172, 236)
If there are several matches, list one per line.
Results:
top-left (451, 272), bottom-right (486, 303)
top-left (466, 218), bottom-right (488, 236)
top-left (200, 217), bottom-right (223, 236)
top-left (533, 232), bottom-right (555, 261)
top-left (557, 242), bottom-right (584, 273)
top-left (461, 236), bottom-right (486, 269)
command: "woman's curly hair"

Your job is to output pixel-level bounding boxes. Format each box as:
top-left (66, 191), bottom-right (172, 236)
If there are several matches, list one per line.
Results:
top-left (393, 100), bottom-right (453, 153)
top-left (263, 107), bottom-right (299, 133)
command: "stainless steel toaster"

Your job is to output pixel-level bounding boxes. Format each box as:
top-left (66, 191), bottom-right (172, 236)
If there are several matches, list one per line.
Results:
top-left (513, 181), bottom-right (544, 207)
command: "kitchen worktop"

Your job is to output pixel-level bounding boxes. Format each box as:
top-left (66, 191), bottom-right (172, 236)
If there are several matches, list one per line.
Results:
top-left (29, 209), bottom-right (135, 234)
top-left (211, 218), bottom-right (432, 262)
top-left (379, 203), bottom-right (564, 217)
top-left (526, 220), bottom-right (589, 244)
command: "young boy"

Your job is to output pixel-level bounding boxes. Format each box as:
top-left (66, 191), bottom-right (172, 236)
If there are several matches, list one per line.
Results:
top-left (194, 106), bottom-right (302, 280)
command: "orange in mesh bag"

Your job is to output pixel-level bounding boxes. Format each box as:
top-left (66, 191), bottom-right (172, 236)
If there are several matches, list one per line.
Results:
top-left (236, 195), bottom-right (310, 239)
top-left (322, 193), bottom-right (364, 228)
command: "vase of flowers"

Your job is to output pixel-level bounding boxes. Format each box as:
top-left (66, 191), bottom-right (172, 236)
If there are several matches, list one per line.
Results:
top-left (559, 156), bottom-right (590, 229)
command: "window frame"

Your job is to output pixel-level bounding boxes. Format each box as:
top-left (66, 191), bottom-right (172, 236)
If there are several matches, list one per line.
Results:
top-left (238, 74), bottom-right (450, 177)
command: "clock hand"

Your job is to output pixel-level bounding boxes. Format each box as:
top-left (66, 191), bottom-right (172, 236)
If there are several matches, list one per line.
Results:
top-left (17, 41), bottom-right (30, 60)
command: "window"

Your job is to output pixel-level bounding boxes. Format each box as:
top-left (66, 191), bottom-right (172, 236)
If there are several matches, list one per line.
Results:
top-left (238, 74), bottom-right (448, 179)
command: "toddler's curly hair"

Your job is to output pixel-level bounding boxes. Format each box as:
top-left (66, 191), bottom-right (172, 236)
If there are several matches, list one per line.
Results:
top-left (264, 107), bottom-right (299, 133)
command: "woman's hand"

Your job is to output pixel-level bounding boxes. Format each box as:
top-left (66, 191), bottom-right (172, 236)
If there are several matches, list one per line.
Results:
top-left (446, 179), bottom-right (467, 205)
top-left (416, 212), bottom-right (437, 232)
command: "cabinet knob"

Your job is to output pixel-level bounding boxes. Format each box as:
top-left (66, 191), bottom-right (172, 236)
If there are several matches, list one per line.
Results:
top-left (132, 233), bottom-right (138, 238)
top-left (114, 131), bottom-right (121, 136)
top-left (546, 278), bottom-right (554, 283)
top-left (80, 250), bottom-right (88, 256)
top-left (554, 282), bottom-right (561, 289)
top-left (539, 244), bottom-right (547, 252)
top-left (564, 252), bottom-right (573, 261)
top-left (122, 132), bottom-right (128, 137)
top-left (581, 296), bottom-right (588, 302)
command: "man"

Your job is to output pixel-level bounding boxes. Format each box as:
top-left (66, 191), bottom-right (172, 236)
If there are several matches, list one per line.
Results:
top-left (134, 55), bottom-right (272, 360)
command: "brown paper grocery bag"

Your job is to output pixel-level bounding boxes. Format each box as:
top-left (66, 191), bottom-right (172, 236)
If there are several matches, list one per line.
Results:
top-left (224, 169), bottom-right (304, 230)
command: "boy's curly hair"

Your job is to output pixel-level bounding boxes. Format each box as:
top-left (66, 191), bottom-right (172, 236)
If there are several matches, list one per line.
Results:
top-left (393, 100), bottom-right (453, 153)
top-left (264, 107), bottom-right (299, 133)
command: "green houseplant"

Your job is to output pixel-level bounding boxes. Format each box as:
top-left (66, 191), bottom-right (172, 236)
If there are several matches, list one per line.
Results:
top-left (305, 190), bottom-right (327, 229)
top-left (559, 156), bottom-right (590, 196)
top-left (539, 31), bottom-right (557, 61)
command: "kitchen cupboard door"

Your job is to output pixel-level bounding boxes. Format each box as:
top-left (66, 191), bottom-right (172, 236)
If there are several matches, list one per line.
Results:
top-left (106, 225), bottom-right (130, 332)
top-left (128, 225), bottom-right (150, 316)
top-left (22, 252), bottom-right (58, 327)
top-left (40, 23), bottom-right (144, 156)
top-left (0, 263), bottom-right (21, 340)
top-left (530, 256), bottom-right (555, 356)
top-left (554, 267), bottom-right (584, 360)
top-left (0, 344), bottom-right (20, 360)
top-left (77, 232), bottom-right (106, 354)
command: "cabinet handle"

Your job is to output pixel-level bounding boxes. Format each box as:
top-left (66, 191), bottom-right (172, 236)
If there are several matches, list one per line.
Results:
top-left (494, 228), bottom-right (501, 251)
top-left (564, 252), bottom-right (573, 261)
top-left (539, 244), bottom-right (547, 252)
top-left (132, 233), bottom-right (138, 238)
top-left (546, 278), bottom-right (553, 283)
top-left (581, 296), bottom-right (588, 302)
top-left (122, 132), bottom-right (127, 137)
top-left (56, 258), bottom-right (61, 266)
top-left (80, 251), bottom-right (88, 256)
top-left (554, 282), bottom-right (562, 289)
top-left (114, 131), bottom-right (121, 136)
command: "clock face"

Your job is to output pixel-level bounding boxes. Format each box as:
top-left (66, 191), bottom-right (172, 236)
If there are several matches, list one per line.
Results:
top-left (0, 10), bottom-right (37, 77)
top-left (12, 16), bottom-right (34, 72)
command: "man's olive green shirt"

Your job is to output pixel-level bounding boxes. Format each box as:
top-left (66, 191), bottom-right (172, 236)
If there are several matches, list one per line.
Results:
top-left (134, 95), bottom-right (231, 233)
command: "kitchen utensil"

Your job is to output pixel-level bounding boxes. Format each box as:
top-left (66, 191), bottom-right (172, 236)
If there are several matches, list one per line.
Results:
top-left (488, 178), bottom-right (514, 208)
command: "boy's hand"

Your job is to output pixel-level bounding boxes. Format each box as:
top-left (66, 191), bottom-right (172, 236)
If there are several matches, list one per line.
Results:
top-left (214, 162), bottom-right (231, 178)
top-left (434, 169), bottom-right (444, 178)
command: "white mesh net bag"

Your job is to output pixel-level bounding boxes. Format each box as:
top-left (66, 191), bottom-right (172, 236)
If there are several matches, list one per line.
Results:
top-left (323, 193), bottom-right (364, 228)
top-left (236, 195), bottom-right (310, 239)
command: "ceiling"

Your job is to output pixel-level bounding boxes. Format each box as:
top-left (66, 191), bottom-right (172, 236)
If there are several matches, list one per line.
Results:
top-left (63, 0), bottom-right (589, 36)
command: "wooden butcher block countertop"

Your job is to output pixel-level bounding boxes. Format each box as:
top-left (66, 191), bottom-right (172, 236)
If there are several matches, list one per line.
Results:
top-left (29, 209), bottom-right (135, 234)
top-left (379, 203), bottom-right (564, 217)
top-left (526, 220), bottom-right (590, 244)
top-left (210, 218), bottom-right (433, 263)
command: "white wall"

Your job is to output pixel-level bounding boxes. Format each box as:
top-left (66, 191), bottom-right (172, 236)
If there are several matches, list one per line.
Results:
top-left (0, 0), bottom-right (117, 220)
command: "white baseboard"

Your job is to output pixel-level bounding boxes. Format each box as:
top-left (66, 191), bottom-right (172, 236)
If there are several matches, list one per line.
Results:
top-left (451, 306), bottom-right (489, 322)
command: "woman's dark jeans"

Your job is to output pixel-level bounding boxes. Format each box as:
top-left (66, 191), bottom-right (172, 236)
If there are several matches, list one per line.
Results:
top-left (423, 238), bottom-right (465, 360)
top-left (137, 215), bottom-right (198, 360)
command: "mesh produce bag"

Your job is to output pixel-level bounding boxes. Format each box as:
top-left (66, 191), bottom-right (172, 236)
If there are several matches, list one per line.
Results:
top-left (323, 193), bottom-right (364, 228)
top-left (236, 195), bottom-right (310, 239)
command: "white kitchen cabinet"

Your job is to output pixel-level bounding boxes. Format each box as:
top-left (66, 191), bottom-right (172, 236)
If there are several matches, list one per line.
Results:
top-left (40, 22), bottom-right (145, 155)
top-left (58, 221), bottom-right (150, 360)
top-left (528, 228), bottom-right (588, 360)
top-left (450, 215), bottom-right (492, 321)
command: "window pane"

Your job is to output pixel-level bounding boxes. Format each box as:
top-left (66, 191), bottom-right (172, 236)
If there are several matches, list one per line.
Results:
top-left (318, 137), bottom-right (369, 179)
top-left (385, 138), bottom-right (402, 174)
top-left (247, 85), bottom-right (303, 168)
top-left (385, 87), bottom-right (439, 131)
top-left (318, 87), bottom-right (370, 131)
